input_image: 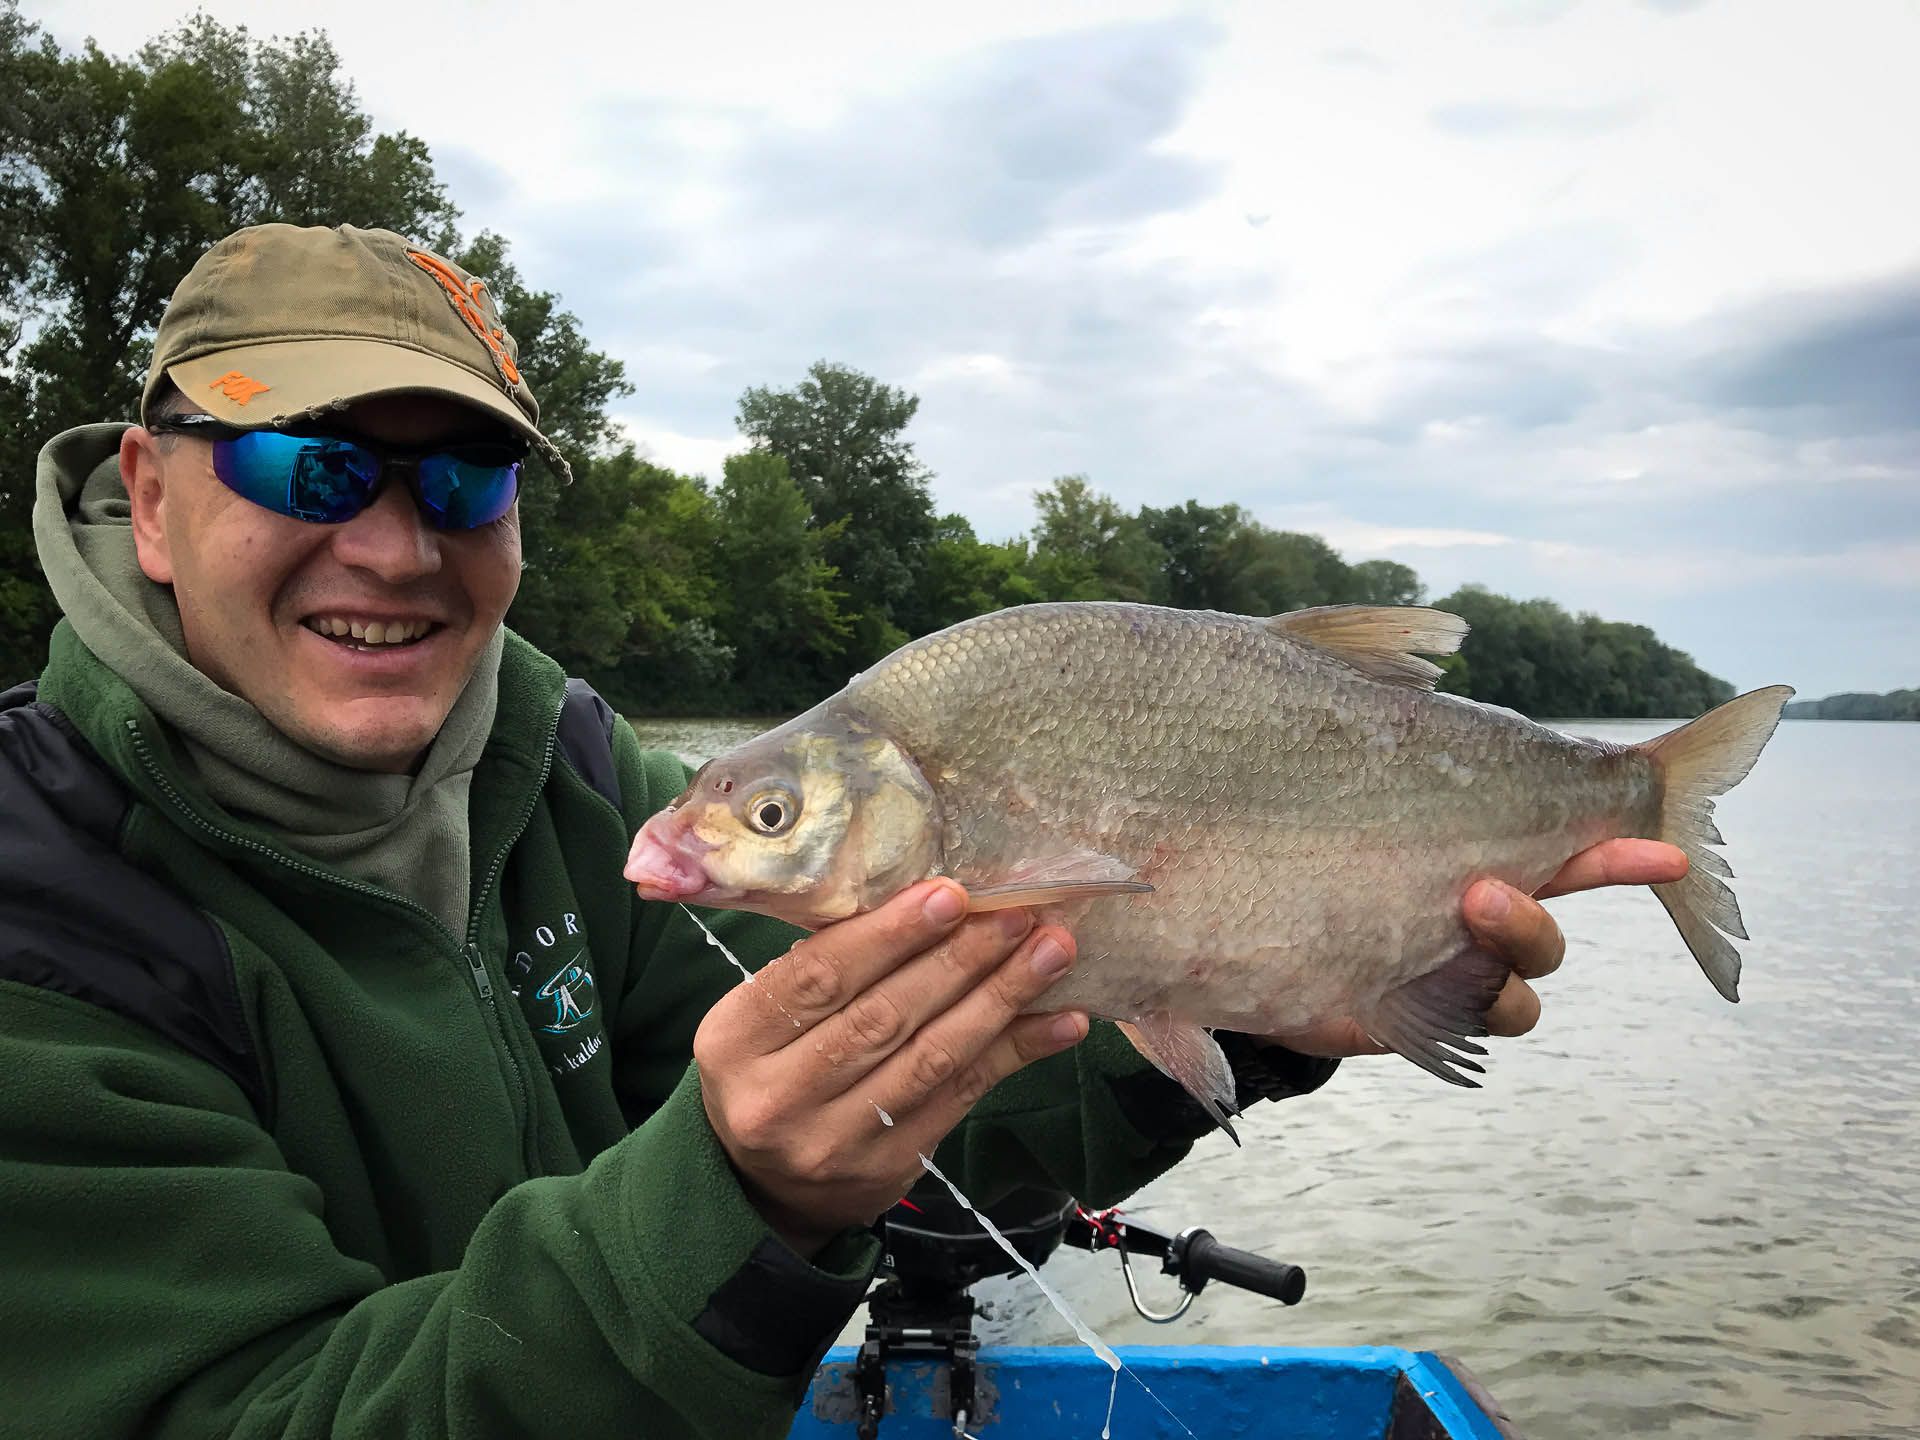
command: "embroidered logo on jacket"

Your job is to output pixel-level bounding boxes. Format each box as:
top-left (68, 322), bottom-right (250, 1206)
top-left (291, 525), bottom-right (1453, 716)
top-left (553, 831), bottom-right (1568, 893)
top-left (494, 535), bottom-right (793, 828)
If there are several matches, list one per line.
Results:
top-left (535, 954), bottom-right (596, 1034)
top-left (509, 912), bottom-right (608, 1078)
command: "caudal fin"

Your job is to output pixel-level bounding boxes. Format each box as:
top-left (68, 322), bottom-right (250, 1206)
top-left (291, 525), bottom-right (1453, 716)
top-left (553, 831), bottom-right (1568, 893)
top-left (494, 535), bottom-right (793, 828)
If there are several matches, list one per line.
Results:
top-left (1637, 685), bottom-right (1794, 1001)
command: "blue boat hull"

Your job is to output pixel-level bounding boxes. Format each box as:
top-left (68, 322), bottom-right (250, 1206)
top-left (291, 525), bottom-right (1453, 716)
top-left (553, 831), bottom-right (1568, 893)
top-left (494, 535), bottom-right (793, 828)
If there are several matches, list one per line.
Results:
top-left (792, 1344), bottom-right (1518, 1438)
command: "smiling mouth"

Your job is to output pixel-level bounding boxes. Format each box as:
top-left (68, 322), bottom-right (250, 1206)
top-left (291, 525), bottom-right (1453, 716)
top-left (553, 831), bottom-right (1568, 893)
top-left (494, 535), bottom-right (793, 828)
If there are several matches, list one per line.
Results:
top-left (303, 616), bottom-right (442, 651)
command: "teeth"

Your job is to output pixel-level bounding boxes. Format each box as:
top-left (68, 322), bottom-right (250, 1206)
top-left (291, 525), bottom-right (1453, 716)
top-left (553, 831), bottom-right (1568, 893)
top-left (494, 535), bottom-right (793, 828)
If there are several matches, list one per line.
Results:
top-left (308, 617), bottom-right (431, 645)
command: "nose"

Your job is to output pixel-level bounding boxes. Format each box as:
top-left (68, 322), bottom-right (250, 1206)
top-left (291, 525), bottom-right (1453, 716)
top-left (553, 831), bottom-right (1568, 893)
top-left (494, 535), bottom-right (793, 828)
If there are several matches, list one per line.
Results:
top-left (329, 473), bottom-right (441, 582)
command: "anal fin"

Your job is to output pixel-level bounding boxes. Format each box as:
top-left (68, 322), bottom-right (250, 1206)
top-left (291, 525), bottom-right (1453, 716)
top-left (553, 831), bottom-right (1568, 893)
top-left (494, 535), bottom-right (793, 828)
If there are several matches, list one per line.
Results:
top-left (1117, 1012), bottom-right (1242, 1145)
top-left (1358, 946), bottom-right (1509, 1088)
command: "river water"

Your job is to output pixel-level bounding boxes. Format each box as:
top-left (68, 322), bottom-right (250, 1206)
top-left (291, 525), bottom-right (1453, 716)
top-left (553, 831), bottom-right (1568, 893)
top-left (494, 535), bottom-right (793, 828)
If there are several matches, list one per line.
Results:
top-left (629, 715), bottom-right (1920, 1440)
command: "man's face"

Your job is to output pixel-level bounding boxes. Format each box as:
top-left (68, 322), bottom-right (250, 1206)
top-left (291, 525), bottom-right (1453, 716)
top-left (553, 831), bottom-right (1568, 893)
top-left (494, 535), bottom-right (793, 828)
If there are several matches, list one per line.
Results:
top-left (122, 395), bottom-right (523, 773)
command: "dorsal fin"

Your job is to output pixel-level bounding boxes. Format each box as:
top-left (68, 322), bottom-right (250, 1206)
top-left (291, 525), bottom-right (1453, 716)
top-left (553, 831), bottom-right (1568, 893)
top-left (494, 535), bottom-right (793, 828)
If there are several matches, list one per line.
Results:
top-left (1266, 605), bottom-right (1469, 691)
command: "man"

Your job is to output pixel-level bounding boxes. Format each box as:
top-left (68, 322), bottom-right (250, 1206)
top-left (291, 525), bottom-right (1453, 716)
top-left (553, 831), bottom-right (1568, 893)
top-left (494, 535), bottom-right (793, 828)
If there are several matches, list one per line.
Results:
top-left (0, 224), bottom-right (1684, 1438)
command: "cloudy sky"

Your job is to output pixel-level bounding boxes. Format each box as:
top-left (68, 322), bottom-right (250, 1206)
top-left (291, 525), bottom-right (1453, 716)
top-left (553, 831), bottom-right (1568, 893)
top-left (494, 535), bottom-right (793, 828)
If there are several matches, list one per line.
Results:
top-left (39, 0), bottom-right (1920, 696)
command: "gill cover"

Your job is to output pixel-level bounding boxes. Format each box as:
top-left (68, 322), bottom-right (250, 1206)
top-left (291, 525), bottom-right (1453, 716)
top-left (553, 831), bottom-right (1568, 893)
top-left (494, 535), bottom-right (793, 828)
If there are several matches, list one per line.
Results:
top-left (671, 706), bottom-right (943, 925)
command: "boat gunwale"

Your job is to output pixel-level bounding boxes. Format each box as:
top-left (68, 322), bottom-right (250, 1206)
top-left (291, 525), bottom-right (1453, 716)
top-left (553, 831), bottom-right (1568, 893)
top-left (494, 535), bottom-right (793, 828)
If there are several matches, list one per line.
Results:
top-left (795, 1343), bottom-right (1520, 1438)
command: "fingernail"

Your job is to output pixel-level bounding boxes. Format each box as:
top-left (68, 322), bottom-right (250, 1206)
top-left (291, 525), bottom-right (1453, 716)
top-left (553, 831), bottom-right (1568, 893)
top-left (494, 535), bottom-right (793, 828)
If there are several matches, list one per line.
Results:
top-left (1029, 935), bottom-right (1072, 980)
top-left (922, 883), bottom-right (966, 925)
top-left (999, 908), bottom-right (1034, 941)
top-left (1051, 1012), bottom-right (1085, 1045)
top-left (1474, 883), bottom-right (1511, 923)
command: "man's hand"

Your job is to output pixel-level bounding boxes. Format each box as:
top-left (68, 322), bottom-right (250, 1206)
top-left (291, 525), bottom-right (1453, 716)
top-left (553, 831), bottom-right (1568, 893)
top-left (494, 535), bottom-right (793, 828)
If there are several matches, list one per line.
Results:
top-left (692, 879), bottom-right (1084, 1258)
top-left (1278, 838), bottom-right (1690, 1059)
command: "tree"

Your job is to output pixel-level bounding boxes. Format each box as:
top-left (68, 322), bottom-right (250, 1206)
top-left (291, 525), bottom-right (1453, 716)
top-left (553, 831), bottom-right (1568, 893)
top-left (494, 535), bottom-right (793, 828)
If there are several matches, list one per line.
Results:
top-left (1218, 526), bottom-right (1353, 615)
top-left (1347, 559), bottom-right (1425, 607)
top-left (920, 513), bottom-right (1040, 630)
top-left (736, 362), bottom-right (936, 662)
top-left (1434, 585), bottom-right (1732, 717)
top-left (709, 451), bottom-right (852, 710)
top-left (1027, 474), bottom-right (1166, 602)
top-left (1139, 500), bottom-right (1248, 611)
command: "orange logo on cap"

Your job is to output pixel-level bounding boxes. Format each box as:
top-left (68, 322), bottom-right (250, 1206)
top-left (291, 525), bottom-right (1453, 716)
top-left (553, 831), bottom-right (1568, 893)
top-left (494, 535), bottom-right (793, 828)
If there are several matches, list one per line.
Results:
top-left (209, 371), bottom-right (271, 405)
top-left (406, 251), bottom-right (523, 388)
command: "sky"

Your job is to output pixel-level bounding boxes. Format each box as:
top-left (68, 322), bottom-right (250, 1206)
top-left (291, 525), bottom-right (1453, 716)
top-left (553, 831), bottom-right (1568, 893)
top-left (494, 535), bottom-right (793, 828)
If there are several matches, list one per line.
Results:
top-left (36, 0), bottom-right (1920, 696)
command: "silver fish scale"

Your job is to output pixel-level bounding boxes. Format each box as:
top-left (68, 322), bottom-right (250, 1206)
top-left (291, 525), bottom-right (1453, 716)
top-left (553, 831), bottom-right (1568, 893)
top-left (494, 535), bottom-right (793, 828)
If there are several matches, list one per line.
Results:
top-left (846, 603), bottom-right (1659, 1035)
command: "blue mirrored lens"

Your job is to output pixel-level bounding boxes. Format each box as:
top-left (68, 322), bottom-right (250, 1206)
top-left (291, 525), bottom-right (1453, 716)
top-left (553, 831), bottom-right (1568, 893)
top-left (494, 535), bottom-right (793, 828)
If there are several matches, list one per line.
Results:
top-left (415, 453), bottom-right (521, 530)
top-left (211, 433), bottom-right (380, 523)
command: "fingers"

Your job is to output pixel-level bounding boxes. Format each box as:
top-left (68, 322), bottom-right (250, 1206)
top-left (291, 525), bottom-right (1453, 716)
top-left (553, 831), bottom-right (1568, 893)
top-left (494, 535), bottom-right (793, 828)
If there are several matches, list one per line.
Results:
top-left (1454, 839), bottom-right (1689, 1045)
top-left (903, 1009), bottom-right (1091, 1139)
top-left (1534, 838), bottom-right (1688, 899)
top-left (720, 880), bottom-right (975, 1047)
top-left (1483, 972), bottom-right (1542, 1037)
top-left (1258, 1016), bottom-right (1389, 1060)
top-left (798, 906), bottom-right (1038, 1086)
top-left (1464, 879), bottom-right (1565, 980)
top-left (862, 925), bottom-right (1083, 1122)
top-left (1460, 879), bottom-right (1555, 1042)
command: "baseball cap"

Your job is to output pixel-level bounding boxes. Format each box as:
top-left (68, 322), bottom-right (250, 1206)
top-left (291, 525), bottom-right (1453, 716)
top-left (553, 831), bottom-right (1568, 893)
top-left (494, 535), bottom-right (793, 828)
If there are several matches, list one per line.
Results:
top-left (141, 223), bottom-right (571, 481)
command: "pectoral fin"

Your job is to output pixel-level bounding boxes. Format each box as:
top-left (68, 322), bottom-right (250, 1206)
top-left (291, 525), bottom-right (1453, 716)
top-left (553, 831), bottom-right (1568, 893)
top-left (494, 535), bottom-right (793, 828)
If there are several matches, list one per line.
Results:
top-left (1358, 946), bottom-right (1509, 1087)
top-left (961, 847), bottom-right (1154, 912)
top-left (965, 879), bottom-right (1154, 911)
top-left (1117, 1012), bottom-right (1242, 1145)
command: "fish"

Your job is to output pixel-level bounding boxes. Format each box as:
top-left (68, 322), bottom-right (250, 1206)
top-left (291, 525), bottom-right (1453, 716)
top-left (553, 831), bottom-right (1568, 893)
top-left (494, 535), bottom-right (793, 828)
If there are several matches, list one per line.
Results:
top-left (624, 601), bottom-right (1792, 1134)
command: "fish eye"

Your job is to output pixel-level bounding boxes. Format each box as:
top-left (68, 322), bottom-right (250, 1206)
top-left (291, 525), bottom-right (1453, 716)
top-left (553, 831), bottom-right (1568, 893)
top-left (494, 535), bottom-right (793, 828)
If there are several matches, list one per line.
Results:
top-left (745, 789), bottom-right (798, 836)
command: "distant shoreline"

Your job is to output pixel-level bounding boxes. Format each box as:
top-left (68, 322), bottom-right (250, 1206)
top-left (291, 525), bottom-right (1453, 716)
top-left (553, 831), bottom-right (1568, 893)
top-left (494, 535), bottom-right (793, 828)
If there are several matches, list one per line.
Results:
top-left (1783, 689), bottom-right (1918, 722)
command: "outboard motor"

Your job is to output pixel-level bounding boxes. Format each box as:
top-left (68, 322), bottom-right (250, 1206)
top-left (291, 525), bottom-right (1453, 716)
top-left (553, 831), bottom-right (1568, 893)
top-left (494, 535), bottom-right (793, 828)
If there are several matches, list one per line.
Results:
top-left (851, 1182), bottom-right (1308, 1439)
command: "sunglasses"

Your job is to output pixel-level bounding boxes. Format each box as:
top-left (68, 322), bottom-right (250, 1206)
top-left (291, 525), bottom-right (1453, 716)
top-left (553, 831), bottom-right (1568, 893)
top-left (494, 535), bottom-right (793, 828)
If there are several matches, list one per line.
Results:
top-left (146, 414), bottom-right (525, 531)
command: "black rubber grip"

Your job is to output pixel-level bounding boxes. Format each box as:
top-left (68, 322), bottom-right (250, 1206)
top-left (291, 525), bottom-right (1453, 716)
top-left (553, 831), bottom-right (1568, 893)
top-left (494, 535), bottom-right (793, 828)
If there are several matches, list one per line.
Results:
top-left (1180, 1230), bottom-right (1307, 1305)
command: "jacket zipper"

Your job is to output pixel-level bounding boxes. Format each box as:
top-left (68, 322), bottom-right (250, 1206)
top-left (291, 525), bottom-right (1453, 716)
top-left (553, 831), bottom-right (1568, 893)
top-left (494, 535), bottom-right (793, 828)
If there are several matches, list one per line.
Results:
top-left (465, 943), bottom-right (495, 999)
top-left (459, 705), bottom-right (563, 1171)
top-left (125, 710), bottom-right (564, 1171)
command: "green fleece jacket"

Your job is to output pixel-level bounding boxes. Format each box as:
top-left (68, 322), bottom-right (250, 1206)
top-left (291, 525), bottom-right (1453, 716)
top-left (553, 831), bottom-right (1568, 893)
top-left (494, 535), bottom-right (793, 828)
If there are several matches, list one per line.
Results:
top-left (0, 614), bottom-right (1260, 1439)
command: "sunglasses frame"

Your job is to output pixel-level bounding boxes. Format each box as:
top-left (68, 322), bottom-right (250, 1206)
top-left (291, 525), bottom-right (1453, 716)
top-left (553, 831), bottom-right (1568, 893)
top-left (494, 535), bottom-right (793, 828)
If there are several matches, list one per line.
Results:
top-left (145, 413), bottom-right (528, 531)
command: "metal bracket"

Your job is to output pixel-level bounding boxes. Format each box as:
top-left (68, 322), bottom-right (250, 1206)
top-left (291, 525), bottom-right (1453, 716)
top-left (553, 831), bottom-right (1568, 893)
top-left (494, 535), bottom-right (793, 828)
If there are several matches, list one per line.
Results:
top-left (1118, 1240), bottom-right (1199, 1324)
top-left (850, 1281), bottom-right (992, 1438)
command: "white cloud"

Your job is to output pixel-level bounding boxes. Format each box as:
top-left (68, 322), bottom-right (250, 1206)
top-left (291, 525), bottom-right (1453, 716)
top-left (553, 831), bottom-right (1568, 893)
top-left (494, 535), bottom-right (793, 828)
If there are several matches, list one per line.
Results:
top-left (1259, 505), bottom-right (1517, 557)
top-left (617, 420), bottom-right (741, 484)
top-left (913, 353), bottom-right (1026, 391)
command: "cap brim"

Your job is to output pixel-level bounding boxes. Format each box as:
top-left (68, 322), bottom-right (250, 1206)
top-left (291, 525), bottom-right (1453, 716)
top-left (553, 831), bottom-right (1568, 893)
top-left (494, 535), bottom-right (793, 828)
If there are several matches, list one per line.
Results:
top-left (166, 339), bottom-right (568, 479)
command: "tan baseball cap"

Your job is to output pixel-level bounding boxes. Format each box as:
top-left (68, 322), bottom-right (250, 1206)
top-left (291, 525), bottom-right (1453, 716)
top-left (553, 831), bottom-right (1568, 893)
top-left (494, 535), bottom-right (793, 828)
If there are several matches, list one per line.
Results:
top-left (142, 223), bottom-right (570, 480)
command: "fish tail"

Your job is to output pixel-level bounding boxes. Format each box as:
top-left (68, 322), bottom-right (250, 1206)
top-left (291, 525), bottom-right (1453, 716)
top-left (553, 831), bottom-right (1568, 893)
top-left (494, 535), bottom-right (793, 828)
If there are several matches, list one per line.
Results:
top-left (1635, 685), bottom-right (1794, 1001)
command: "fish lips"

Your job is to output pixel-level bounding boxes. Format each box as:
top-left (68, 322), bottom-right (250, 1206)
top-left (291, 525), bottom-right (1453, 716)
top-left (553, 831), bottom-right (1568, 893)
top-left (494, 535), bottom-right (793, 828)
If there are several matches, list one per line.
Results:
top-left (625, 811), bottom-right (723, 902)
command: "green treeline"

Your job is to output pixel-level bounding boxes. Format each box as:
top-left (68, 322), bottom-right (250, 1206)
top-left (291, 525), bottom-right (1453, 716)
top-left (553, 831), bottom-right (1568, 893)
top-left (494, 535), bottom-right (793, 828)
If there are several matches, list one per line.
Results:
top-left (1, 7), bottom-right (1734, 722)
top-left (1783, 690), bottom-right (1919, 721)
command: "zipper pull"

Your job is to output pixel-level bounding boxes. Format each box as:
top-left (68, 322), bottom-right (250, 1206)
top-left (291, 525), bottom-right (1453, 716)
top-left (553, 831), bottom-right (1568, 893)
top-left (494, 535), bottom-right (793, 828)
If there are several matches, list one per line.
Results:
top-left (465, 943), bottom-right (495, 1000)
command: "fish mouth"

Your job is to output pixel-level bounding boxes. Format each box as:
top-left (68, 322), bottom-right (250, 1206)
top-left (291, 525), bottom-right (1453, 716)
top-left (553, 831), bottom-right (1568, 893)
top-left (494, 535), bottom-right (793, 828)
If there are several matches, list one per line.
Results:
top-left (624, 810), bottom-right (719, 902)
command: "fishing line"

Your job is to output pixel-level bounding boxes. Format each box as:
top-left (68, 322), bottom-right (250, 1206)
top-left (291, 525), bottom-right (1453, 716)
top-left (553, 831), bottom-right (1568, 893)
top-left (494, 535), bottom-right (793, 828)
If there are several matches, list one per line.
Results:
top-left (916, 1153), bottom-right (1198, 1440)
top-left (679, 904), bottom-right (803, 1028)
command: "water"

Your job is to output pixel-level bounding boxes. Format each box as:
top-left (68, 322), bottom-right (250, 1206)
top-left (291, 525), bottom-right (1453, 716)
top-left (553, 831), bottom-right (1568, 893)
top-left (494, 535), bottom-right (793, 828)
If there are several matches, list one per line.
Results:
top-left (630, 715), bottom-right (1920, 1440)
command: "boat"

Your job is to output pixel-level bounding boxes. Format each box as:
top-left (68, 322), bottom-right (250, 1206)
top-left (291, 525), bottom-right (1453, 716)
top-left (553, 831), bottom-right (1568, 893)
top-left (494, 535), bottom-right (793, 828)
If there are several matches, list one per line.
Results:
top-left (788, 1185), bottom-right (1519, 1438)
top-left (793, 1343), bottom-right (1516, 1438)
